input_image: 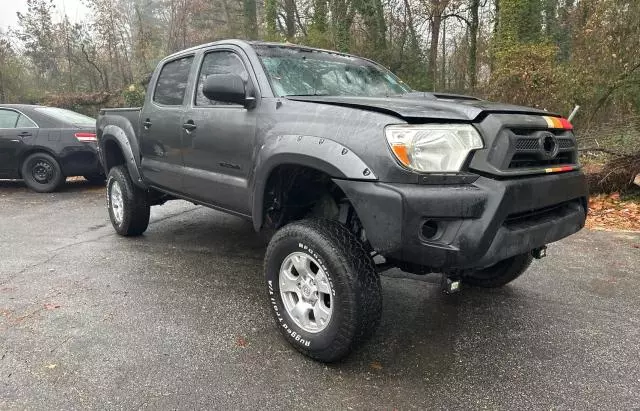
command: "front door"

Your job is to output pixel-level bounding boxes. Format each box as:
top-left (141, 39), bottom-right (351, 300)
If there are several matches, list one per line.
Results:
top-left (140, 55), bottom-right (195, 191)
top-left (0, 109), bottom-right (38, 178)
top-left (181, 49), bottom-right (258, 215)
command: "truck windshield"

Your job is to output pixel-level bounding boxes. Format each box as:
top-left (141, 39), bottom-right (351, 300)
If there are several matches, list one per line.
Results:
top-left (253, 45), bottom-right (412, 98)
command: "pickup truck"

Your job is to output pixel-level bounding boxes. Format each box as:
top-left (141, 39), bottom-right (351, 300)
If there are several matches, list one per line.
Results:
top-left (97, 40), bottom-right (588, 362)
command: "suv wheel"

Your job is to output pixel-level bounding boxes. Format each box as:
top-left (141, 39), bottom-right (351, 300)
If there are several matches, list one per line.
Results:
top-left (264, 219), bottom-right (382, 362)
top-left (106, 165), bottom-right (150, 236)
top-left (21, 152), bottom-right (65, 193)
top-left (463, 253), bottom-right (533, 288)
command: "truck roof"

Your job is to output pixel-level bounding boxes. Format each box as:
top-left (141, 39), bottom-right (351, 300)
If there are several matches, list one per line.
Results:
top-left (164, 39), bottom-right (361, 61)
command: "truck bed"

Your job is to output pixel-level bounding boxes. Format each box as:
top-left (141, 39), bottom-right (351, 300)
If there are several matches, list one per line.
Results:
top-left (99, 107), bottom-right (141, 127)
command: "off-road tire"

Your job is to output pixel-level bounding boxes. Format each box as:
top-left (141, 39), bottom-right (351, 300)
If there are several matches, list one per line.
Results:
top-left (84, 174), bottom-right (106, 185)
top-left (464, 253), bottom-right (533, 288)
top-left (264, 218), bottom-right (382, 362)
top-left (106, 165), bottom-right (150, 236)
top-left (21, 152), bottom-right (65, 193)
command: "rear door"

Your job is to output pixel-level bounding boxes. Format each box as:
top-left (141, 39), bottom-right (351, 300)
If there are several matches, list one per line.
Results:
top-left (180, 47), bottom-right (258, 215)
top-left (140, 55), bottom-right (195, 191)
top-left (0, 109), bottom-right (38, 178)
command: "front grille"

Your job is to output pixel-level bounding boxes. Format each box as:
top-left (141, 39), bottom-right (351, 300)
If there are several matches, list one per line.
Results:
top-left (469, 114), bottom-right (580, 176)
top-left (558, 139), bottom-right (575, 149)
top-left (515, 138), bottom-right (538, 150)
top-left (514, 137), bottom-right (575, 151)
top-left (509, 152), bottom-right (574, 169)
top-left (509, 131), bottom-right (577, 170)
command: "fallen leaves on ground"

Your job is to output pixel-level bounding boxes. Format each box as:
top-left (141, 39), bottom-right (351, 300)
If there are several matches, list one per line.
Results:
top-left (586, 194), bottom-right (640, 232)
top-left (236, 336), bottom-right (248, 347)
top-left (369, 361), bottom-right (383, 370)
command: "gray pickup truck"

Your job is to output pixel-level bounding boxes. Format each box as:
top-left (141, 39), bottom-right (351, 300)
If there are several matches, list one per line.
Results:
top-left (97, 40), bottom-right (588, 362)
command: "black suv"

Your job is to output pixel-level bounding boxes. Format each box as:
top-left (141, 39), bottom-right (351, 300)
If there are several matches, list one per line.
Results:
top-left (97, 40), bottom-right (588, 362)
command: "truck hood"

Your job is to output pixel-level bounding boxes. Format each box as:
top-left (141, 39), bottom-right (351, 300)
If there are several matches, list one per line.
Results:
top-left (286, 93), bottom-right (554, 121)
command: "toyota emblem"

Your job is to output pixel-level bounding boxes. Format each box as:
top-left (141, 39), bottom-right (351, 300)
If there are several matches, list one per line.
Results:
top-left (539, 132), bottom-right (559, 158)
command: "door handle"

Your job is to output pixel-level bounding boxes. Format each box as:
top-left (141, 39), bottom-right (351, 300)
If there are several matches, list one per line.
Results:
top-left (18, 132), bottom-right (32, 137)
top-left (143, 119), bottom-right (152, 129)
top-left (182, 121), bottom-right (197, 132)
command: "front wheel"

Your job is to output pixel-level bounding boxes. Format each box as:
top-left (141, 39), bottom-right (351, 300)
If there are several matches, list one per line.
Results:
top-left (463, 253), bottom-right (533, 288)
top-left (106, 165), bottom-right (150, 236)
top-left (264, 219), bottom-right (382, 362)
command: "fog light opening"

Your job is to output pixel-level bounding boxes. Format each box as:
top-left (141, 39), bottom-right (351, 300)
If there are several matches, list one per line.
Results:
top-left (421, 220), bottom-right (440, 240)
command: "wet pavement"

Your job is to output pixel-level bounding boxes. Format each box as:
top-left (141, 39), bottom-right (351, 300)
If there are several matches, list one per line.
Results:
top-left (1, 179), bottom-right (639, 409)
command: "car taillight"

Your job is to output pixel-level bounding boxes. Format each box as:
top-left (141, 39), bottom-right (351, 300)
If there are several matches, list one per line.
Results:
top-left (75, 132), bottom-right (97, 142)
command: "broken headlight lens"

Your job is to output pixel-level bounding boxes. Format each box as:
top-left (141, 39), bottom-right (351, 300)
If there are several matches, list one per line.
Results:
top-left (385, 124), bottom-right (483, 172)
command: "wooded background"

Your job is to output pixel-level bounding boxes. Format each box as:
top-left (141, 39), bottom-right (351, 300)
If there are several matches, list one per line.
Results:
top-left (1, 0), bottom-right (639, 189)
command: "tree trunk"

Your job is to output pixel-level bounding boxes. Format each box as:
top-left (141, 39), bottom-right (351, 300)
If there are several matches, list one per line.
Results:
top-left (283, 0), bottom-right (296, 40)
top-left (265, 0), bottom-right (278, 39)
top-left (468, 0), bottom-right (480, 89)
top-left (428, 0), bottom-right (444, 90)
top-left (244, 0), bottom-right (258, 39)
top-left (331, 0), bottom-right (353, 52)
top-left (441, 17), bottom-right (446, 89)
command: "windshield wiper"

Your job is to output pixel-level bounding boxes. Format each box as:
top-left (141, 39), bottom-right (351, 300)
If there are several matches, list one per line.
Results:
top-left (284, 93), bottom-right (330, 97)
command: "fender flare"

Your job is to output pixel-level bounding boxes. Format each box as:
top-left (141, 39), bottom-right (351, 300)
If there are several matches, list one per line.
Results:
top-left (250, 134), bottom-right (377, 231)
top-left (100, 123), bottom-right (147, 189)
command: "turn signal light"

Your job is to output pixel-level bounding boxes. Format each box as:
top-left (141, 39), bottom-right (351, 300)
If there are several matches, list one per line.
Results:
top-left (543, 116), bottom-right (573, 130)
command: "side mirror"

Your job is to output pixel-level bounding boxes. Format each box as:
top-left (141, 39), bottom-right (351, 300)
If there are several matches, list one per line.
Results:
top-left (202, 73), bottom-right (255, 108)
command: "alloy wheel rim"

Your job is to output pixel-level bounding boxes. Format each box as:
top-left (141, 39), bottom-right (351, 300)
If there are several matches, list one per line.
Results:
top-left (279, 251), bottom-right (333, 333)
top-left (110, 180), bottom-right (124, 225)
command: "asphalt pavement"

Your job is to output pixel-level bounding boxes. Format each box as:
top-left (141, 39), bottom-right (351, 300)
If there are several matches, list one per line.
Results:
top-left (1, 179), bottom-right (639, 409)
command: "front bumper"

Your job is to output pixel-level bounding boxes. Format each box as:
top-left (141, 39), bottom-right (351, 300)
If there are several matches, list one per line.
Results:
top-left (335, 171), bottom-right (588, 270)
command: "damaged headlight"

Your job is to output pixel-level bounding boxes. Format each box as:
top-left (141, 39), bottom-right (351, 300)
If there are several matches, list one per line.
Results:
top-left (385, 124), bottom-right (483, 172)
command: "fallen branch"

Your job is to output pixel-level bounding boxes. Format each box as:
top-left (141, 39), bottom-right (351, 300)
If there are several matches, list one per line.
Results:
top-left (578, 147), bottom-right (631, 157)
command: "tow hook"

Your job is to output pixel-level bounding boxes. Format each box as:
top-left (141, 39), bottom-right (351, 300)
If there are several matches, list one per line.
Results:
top-left (532, 245), bottom-right (547, 259)
top-left (441, 272), bottom-right (462, 294)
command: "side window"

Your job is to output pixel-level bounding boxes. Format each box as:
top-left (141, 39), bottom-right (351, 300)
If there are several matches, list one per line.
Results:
top-left (16, 114), bottom-right (38, 128)
top-left (195, 51), bottom-right (249, 106)
top-left (0, 109), bottom-right (20, 128)
top-left (153, 56), bottom-right (194, 106)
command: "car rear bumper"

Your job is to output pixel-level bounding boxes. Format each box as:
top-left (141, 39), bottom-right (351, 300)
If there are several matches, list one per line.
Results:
top-left (59, 143), bottom-right (102, 176)
top-left (334, 171), bottom-right (588, 270)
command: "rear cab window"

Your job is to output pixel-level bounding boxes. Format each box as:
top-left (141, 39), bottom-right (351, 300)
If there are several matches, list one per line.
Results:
top-left (153, 56), bottom-right (195, 106)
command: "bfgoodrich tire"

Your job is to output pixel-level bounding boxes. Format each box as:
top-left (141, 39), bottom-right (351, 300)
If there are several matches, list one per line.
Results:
top-left (21, 152), bottom-right (65, 193)
top-left (264, 218), bottom-right (382, 362)
top-left (464, 253), bottom-right (533, 288)
top-left (106, 165), bottom-right (150, 236)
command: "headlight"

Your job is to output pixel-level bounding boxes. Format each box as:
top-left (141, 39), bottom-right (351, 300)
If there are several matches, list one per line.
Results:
top-left (385, 124), bottom-right (483, 172)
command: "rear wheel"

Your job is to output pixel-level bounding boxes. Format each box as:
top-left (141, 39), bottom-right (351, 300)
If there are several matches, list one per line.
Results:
top-left (106, 165), bottom-right (150, 236)
top-left (264, 218), bottom-right (382, 362)
top-left (463, 253), bottom-right (533, 288)
top-left (21, 152), bottom-right (65, 193)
